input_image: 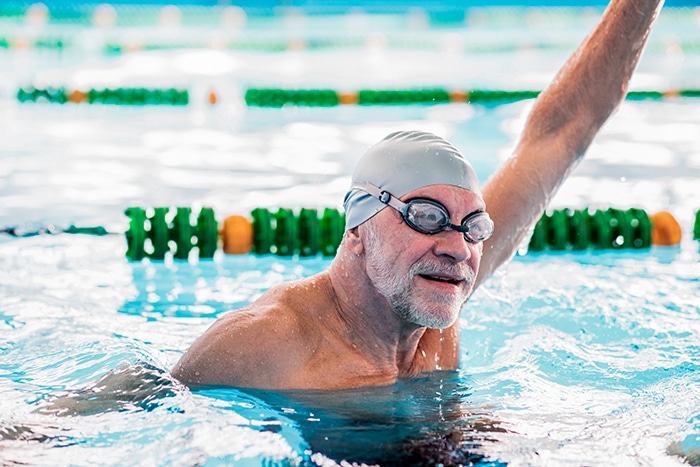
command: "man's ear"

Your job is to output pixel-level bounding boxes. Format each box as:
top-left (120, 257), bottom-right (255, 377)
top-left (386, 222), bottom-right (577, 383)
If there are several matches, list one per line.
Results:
top-left (344, 227), bottom-right (364, 255)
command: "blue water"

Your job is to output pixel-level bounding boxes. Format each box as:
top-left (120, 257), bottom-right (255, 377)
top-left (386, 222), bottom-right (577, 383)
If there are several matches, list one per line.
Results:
top-left (1, 234), bottom-right (699, 465)
top-left (1, 5), bottom-right (700, 466)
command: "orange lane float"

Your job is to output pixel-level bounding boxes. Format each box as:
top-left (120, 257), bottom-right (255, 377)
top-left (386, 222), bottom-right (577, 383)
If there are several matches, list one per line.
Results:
top-left (650, 210), bottom-right (683, 246)
top-left (221, 215), bottom-right (253, 254)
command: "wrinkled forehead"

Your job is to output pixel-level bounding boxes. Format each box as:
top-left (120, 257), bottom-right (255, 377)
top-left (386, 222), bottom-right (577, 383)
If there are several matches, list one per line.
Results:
top-left (402, 184), bottom-right (487, 213)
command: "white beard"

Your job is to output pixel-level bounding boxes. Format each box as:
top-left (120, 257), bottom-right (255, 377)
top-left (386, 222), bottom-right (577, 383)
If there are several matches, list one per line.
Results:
top-left (362, 221), bottom-right (474, 329)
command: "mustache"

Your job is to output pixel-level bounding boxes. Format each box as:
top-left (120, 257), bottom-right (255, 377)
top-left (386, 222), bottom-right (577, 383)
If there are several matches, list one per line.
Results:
top-left (409, 259), bottom-right (475, 284)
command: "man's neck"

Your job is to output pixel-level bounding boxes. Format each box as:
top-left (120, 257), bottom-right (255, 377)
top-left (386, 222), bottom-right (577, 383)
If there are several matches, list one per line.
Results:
top-left (324, 246), bottom-right (427, 376)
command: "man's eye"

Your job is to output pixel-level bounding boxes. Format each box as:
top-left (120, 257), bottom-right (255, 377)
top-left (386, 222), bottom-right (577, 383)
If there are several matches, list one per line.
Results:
top-left (413, 208), bottom-right (445, 225)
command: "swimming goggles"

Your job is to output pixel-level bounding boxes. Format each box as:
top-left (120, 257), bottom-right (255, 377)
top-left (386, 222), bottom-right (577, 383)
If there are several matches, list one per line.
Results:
top-left (353, 182), bottom-right (494, 243)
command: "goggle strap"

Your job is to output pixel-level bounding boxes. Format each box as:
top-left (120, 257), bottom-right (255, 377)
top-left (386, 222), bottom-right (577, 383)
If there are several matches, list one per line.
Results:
top-left (352, 181), bottom-right (408, 213)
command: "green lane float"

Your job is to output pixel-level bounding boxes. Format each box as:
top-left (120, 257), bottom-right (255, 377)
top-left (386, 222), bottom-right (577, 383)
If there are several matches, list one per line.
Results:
top-left (273, 208), bottom-right (298, 256)
top-left (298, 208), bottom-right (320, 257)
top-left (246, 207), bottom-right (345, 257)
top-left (244, 88), bottom-right (340, 108)
top-left (17, 86), bottom-right (189, 105)
top-left (125, 207), bottom-right (148, 261)
top-left (319, 208), bottom-right (345, 256)
top-left (694, 210), bottom-right (700, 241)
top-left (250, 208), bottom-right (274, 256)
top-left (125, 207), bottom-right (218, 261)
top-left (528, 207), bottom-right (654, 252)
top-left (197, 207), bottom-right (218, 259)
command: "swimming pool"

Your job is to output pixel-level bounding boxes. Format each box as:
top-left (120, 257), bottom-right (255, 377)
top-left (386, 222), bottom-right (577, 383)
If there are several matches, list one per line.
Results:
top-left (2, 5), bottom-right (700, 466)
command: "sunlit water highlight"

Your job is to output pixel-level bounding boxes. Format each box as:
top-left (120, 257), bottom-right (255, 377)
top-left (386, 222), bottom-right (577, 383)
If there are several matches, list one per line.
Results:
top-left (1, 8), bottom-right (700, 467)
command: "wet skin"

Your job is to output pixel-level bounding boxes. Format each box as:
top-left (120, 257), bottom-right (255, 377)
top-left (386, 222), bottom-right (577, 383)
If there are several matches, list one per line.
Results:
top-left (171, 185), bottom-right (485, 390)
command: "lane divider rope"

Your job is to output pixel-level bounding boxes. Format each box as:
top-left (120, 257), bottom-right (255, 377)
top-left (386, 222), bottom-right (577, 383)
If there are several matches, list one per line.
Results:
top-left (244, 88), bottom-right (700, 107)
top-left (15, 86), bottom-right (700, 107)
top-left (3, 207), bottom-right (697, 260)
top-left (120, 206), bottom-right (694, 261)
top-left (16, 86), bottom-right (189, 105)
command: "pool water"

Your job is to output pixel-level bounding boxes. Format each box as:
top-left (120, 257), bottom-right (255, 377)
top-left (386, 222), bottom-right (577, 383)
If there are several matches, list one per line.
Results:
top-left (2, 6), bottom-right (700, 466)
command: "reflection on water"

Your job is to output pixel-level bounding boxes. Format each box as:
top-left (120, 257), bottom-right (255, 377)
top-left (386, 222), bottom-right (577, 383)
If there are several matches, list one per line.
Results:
top-left (200, 372), bottom-right (508, 466)
top-left (37, 362), bottom-right (179, 417)
top-left (120, 254), bottom-right (326, 319)
top-left (18, 362), bottom-right (507, 466)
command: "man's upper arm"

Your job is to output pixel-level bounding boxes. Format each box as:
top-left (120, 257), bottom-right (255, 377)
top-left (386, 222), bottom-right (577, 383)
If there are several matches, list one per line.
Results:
top-left (477, 136), bottom-right (575, 286)
top-left (474, 0), bottom-right (662, 286)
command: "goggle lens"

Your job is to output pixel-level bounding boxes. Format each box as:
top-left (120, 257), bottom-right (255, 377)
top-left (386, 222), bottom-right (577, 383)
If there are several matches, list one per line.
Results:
top-left (462, 212), bottom-right (495, 242)
top-left (405, 201), bottom-right (448, 234)
top-left (403, 199), bottom-right (494, 243)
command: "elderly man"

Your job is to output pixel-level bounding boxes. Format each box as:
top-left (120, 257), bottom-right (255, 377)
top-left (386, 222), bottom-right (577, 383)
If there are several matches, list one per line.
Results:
top-left (172, 0), bottom-right (664, 390)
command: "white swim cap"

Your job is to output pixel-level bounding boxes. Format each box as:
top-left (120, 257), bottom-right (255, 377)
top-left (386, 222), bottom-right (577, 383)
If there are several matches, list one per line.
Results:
top-left (343, 130), bottom-right (481, 230)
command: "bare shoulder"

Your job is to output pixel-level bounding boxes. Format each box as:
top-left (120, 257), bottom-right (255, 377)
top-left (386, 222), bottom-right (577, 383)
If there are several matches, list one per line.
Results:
top-left (171, 278), bottom-right (324, 389)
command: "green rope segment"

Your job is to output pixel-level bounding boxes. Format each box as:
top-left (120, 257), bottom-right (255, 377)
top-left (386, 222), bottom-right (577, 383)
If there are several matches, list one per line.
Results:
top-left (528, 207), bottom-right (652, 253)
top-left (250, 207), bottom-right (345, 257)
top-left (17, 86), bottom-right (189, 105)
top-left (1, 224), bottom-right (109, 237)
top-left (244, 88), bottom-right (542, 107)
top-left (0, 37), bottom-right (66, 49)
top-left (245, 89), bottom-right (340, 108)
top-left (245, 88), bottom-right (700, 107)
top-left (124, 206), bottom-right (218, 261)
top-left (124, 206), bottom-right (346, 261)
top-left (694, 210), bottom-right (700, 241)
top-left (357, 89), bottom-right (451, 105)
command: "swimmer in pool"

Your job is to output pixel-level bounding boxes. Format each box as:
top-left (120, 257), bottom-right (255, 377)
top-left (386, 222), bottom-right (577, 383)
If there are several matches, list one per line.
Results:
top-left (172, 0), bottom-right (664, 390)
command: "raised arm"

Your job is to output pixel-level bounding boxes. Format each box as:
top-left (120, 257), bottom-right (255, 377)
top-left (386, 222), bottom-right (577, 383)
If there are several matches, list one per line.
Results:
top-left (476, 0), bottom-right (663, 285)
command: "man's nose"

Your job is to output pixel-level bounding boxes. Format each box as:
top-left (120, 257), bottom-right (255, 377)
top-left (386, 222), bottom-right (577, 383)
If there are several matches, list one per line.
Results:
top-left (432, 228), bottom-right (473, 263)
